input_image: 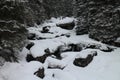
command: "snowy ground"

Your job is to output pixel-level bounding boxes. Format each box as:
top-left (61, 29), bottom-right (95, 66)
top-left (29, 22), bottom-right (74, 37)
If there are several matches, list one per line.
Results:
top-left (0, 17), bottom-right (120, 80)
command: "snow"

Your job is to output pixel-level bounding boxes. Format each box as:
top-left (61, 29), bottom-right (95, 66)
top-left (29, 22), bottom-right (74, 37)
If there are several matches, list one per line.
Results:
top-left (63, 49), bottom-right (120, 80)
top-left (0, 17), bottom-right (120, 80)
top-left (45, 57), bottom-right (66, 69)
top-left (48, 17), bottom-right (76, 24)
top-left (29, 34), bottom-right (111, 57)
top-left (30, 38), bottom-right (65, 57)
top-left (0, 61), bottom-right (43, 80)
top-left (51, 69), bottom-right (77, 80)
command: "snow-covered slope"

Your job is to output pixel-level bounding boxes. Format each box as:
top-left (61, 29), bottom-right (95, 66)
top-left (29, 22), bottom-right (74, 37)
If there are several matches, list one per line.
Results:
top-left (0, 17), bottom-right (120, 80)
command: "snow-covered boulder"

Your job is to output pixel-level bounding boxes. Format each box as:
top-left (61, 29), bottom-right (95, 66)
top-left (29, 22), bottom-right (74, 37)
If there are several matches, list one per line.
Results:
top-left (26, 48), bottom-right (51, 63)
top-left (85, 43), bottom-right (114, 52)
top-left (54, 17), bottom-right (75, 30)
top-left (56, 21), bottom-right (75, 30)
top-left (73, 50), bottom-right (97, 67)
top-left (45, 57), bottom-right (66, 70)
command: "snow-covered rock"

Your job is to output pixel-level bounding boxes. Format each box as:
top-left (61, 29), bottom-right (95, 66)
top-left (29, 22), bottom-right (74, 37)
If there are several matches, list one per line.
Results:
top-left (0, 17), bottom-right (120, 80)
top-left (0, 61), bottom-right (43, 80)
top-left (73, 50), bottom-right (97, 67)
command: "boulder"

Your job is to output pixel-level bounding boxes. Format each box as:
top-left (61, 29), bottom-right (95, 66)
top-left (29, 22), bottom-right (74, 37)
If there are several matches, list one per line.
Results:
top-left (68, 44), bottom-right (82, 52)
top-left (35, 54), bottom-right (50, 63)
top-left (86, 43), bottom-right (114, 52)
top-left (25, 42), bottom-right (35, 50)
top-left (26, 48), bottom-right (52, 63)
top-left (100, 46), bottom-right (114, 52)
top-left (53, 43), bottom-right (82, 59)
top-left (35, 48), bottom-right (51, 63)
top-left (56, 21), bottom-right (75, 30)
top-left (46, 56), bottom-right (66, 70)
top-left (73, 51), bottom-right (97, 67)
top-left (34, 68), bottom-right (45, 79)
top-left (26, 54), bottom-right (35, 62)
top-left (41, 26), bottom-right (50, 33)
